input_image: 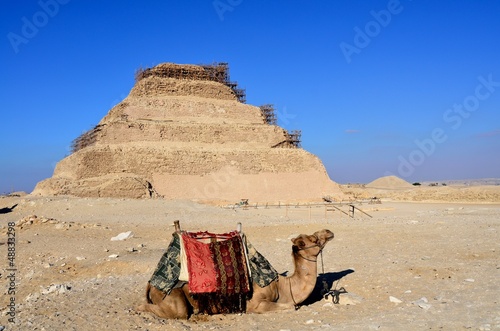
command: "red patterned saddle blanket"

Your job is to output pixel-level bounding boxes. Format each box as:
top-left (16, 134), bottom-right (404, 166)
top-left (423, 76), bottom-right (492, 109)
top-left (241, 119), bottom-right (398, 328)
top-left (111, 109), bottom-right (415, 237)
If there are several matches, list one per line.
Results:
top-left (181, 231), bottom-right (250, 295)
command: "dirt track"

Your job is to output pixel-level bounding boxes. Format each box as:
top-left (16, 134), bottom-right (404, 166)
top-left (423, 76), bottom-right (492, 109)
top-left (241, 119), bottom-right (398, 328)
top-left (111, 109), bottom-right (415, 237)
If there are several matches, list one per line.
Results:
top-left (1, 195), bottom-right (499, 330)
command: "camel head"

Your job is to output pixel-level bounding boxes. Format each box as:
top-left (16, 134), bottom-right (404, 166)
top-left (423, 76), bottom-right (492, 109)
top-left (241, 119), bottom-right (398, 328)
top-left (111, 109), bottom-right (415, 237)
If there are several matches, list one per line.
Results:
top-left (291, 229), bottom-right (334, 258)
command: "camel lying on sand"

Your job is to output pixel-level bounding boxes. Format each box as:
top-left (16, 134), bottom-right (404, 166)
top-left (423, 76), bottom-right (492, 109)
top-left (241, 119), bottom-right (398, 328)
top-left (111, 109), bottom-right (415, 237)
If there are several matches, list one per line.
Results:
top-left (137, 229), bottom-right (334, 319)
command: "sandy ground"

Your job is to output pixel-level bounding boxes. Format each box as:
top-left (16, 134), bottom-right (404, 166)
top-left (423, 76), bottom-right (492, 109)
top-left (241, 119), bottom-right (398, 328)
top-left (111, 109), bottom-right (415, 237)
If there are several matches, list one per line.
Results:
top-left (1, 194), bottom-right (499, 330)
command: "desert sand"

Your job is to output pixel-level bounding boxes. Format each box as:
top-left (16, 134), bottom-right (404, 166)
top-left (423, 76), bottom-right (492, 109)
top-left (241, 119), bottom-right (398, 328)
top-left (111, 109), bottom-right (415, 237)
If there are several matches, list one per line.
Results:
top-left (1, 185), bottom-right (499, 330)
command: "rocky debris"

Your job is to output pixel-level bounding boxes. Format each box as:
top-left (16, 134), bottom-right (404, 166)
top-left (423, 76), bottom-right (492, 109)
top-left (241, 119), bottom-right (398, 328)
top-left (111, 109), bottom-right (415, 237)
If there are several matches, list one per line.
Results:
top-left (111, 231), bottom-right (134, 241)
top-left (55, 222), bottom-right (72, 230)
top-left (25, 292), bottom-right (40, 302)
top-left (41, 284), bottom-right (72, 295)
top-left (16, 214), bottom-right (57, 227)
top-left (10, 214), bottom-right (102, 231)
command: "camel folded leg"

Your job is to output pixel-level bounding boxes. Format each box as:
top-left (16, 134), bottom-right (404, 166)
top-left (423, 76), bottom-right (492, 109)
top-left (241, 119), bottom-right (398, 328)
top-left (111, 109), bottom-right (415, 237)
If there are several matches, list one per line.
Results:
top-left (246, 300), bottom-right (295, 313)
top-left (246, 281), bottom-right (295, 313)
top-left (136, 285), bottom-right (189, 319)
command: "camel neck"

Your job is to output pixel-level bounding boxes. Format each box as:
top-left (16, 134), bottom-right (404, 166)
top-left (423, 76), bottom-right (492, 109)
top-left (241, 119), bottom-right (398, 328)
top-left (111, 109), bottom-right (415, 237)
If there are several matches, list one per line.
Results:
top-left (292, 251), bottom-right (317, 277)
top-left (284, 252), bottom-right (318, 304)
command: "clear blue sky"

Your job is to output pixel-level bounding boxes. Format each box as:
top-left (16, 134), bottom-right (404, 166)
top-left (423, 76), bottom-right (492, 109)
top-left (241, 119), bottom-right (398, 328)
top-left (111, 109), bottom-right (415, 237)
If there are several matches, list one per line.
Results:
top-left (1, 0), bottom-right (500, 193)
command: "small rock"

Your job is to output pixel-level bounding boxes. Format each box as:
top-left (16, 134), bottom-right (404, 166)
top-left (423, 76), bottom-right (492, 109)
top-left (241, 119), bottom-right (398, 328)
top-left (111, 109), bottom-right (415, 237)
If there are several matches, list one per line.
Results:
top-left (305, 319), bottom-right (314, 325)
top-left (389, 296), bottom-right (402, 304)
top-left (111, 231), bottom-right (134, 241)
top-left (412, 297), bottom-right (431, 310)
top-left (464, 278), bottom-right (475, 282)
top-left (41, 284), bottom-right (72, 295)
top-left (404, 290), bottom-right (412, 294)
top-left (25, 292), bottom-right (40, 302)
top-left (108, 254), bottom-right (119, 259)
top-left (76, 256), bottom-right (86, 261)
top-left (24, 269), bottom-right (35, 279)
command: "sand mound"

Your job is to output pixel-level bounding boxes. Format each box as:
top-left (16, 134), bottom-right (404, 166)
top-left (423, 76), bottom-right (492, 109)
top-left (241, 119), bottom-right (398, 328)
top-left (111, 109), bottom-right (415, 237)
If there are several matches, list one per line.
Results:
top-left (366, 175), bottom-right (413, 189)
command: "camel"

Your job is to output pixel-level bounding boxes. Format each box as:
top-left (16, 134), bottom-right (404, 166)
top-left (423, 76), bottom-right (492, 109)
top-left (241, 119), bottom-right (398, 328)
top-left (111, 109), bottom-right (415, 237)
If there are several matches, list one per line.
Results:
top-left (136, 228), bottom-right (334, 319)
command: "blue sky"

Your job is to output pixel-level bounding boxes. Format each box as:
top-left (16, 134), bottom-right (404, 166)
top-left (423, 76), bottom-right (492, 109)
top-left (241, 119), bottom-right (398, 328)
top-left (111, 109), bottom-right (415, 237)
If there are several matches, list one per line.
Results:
top-left (1, 0), bottom-right (500, 193)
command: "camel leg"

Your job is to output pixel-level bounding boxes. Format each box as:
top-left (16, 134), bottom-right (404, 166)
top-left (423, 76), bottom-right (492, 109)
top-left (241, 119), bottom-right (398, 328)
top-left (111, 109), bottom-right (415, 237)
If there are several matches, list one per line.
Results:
top-left (136, 286), bottom-right (189, 319)
top-left (181, 283), bottom-right (200, 314)
top-left (246, 300), bottom-right (294, 313)
top-left (246, 281), bottom-right (295, 313)
top-left (136, 302), bottom-right (188, 319)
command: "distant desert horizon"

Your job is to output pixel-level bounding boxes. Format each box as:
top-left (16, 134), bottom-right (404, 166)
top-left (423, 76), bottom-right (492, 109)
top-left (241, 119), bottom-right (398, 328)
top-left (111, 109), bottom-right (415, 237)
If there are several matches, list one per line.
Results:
top-left (3, 176), bottom-right (500, 198)
top-left (340, 177), bottom-right (500, 186)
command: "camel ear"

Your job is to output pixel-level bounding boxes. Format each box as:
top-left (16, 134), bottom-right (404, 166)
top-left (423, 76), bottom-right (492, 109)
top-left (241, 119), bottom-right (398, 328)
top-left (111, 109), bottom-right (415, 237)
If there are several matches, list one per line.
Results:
top-left (293, 238), bottom-right (305, 247)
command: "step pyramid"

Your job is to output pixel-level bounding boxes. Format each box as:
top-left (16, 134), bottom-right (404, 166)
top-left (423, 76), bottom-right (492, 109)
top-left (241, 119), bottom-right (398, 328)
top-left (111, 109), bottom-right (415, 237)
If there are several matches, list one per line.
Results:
top-left (33, 63), bottom-right (343, 203)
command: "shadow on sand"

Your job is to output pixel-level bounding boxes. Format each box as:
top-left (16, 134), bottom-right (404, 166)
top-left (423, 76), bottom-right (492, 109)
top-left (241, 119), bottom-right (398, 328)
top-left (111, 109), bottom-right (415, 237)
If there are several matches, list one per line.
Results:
top-left (0, 204), bottom-right (18, 214)
top-left (302, 269), bottom-right (355, 306)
